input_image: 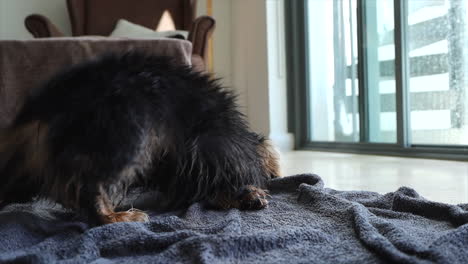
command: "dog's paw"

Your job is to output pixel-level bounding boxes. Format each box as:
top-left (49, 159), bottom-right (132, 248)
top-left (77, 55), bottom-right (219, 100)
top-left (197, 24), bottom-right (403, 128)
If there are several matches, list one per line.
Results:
top-left (101, 208), bottom-right (149, 224)
top-left (237, 186), bottom-right (269, 210)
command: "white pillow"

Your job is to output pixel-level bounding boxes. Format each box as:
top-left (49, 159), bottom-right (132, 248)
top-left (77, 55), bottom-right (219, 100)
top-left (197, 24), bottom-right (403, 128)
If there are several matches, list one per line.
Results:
top-left (110, 19), bottom-right (189, 39)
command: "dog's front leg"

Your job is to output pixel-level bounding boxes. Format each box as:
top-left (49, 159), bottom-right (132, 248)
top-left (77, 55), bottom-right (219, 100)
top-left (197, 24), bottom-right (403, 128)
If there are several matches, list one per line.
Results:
top-left (208, 185), bottom-right (270, 210)
top-left (87, 184), bottom-right (149, 226)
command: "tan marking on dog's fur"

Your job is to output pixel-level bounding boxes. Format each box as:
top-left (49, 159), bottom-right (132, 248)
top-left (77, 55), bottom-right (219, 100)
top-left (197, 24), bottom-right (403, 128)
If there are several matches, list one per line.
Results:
top-left (0, 121), bottom-right (50, 179)
top-left (0, 121), bottom-right (86, 209)
top-left (100, 209), bottom-right (150, 224)
top-left (96, 185), bottom-right (149, 224)
top-left (258, 140), bottom-right (281, 178)
top-left (24, 122), bottom-right (50, 174)
top-left (0, 121), bottom-right (52, 204)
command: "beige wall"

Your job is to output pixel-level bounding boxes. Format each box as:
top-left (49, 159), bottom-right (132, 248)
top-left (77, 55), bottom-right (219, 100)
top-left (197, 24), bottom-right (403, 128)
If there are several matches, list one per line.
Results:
top-left (199, 0), bottom-right (272, 136)
top-left (0, 0), bottom-right (71, 40)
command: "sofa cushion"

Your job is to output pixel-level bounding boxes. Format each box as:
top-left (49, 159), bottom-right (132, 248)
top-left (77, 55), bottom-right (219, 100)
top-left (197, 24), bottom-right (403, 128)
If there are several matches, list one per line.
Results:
top-left (110, 19), bottom-right (189, 40)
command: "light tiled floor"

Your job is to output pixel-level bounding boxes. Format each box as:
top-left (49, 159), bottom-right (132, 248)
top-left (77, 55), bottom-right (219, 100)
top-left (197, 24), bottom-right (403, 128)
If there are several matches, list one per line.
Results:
top-left (280, 151), bottom-right (468, 204)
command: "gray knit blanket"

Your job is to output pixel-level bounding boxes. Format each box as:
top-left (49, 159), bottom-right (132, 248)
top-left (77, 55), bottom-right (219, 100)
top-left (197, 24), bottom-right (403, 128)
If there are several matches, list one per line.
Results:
top-left (1, 174), bottom-right (468, 263)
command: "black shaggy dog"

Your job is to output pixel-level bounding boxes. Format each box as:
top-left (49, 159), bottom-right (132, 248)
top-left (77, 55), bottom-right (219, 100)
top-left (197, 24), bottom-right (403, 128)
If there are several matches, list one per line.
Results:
top-left (0, 52), bottom-right (280, 225)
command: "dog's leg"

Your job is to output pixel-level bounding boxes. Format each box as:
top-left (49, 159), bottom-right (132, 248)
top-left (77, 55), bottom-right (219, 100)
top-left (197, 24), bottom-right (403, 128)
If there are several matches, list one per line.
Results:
top-left (88, 185), bottom-right (149, 225)
top-left (209, 186), bottom-right (269, 210)
top-left (188, 134), bottom-right (276, 211)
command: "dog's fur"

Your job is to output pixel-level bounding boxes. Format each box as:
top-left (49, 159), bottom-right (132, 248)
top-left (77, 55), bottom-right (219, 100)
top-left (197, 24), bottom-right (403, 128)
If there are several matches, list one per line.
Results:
top-left (0, 52), bottom-right (280, 225)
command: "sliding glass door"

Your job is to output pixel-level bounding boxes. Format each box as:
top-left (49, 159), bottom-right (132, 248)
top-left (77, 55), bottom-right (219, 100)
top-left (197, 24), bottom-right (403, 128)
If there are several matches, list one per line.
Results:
top-left (286, 0), bottom-right (468, 159)
top-left (406, 0), bottom-right (468, 145)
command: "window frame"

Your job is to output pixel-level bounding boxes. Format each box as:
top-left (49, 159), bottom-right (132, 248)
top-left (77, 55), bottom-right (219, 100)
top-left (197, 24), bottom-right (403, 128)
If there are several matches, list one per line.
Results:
top-left (285, 0), bottom-right (468, 161)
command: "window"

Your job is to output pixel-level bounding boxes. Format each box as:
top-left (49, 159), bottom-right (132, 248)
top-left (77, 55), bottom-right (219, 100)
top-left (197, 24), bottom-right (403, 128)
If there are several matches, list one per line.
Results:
top-left (285, 0), bottom-right (468, 160)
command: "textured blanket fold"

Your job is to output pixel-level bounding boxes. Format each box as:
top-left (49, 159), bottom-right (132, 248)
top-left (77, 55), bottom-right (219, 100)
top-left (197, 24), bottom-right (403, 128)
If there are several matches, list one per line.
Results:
top-left (1, 174), bottom-right (467, 263)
